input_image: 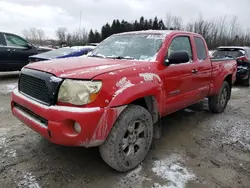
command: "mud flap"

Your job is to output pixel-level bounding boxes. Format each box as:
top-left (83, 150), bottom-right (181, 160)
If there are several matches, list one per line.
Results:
top-left (153, 114), bottom-right (162, 139)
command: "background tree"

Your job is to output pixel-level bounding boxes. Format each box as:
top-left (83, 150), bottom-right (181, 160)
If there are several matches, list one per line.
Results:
top-left (55, 27), bottom-right (68, 45)
top-left (22, 28), bottom-right (46, 45)
top-left (22, 14), bottom-right (250, 49)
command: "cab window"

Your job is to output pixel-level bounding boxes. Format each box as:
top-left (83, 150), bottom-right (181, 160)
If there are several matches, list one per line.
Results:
top-left (168, 36), bottom-right (193, 60)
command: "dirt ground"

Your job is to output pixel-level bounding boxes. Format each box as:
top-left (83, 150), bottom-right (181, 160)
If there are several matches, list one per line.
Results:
top-left (0, 72), bottom-right (249, 188)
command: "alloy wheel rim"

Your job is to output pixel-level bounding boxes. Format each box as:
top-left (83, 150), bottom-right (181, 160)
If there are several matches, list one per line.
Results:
top-left (220, 88), bottom-right (227, 107)
top-left (122, 120), bottom-right (146, 157)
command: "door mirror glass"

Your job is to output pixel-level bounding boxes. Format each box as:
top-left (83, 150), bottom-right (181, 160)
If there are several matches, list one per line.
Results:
top-left (165, 51), bottom-right (190, 66)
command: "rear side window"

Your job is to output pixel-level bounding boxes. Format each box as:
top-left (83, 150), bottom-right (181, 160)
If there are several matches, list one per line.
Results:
top-left (194, 37), bottom-right (207, 61)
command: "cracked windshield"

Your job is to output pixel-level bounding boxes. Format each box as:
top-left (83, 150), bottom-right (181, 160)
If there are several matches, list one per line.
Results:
top-left (0, 0), bottom-right (250, 188)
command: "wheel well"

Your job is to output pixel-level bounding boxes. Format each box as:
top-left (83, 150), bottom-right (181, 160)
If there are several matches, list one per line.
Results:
top-left (130, 96), bottom-right (159, 124)
top-left (224, 74), bottom-right (232, 88)
top-left (131, 97), bottom-right (147, 109)
top-left (224, 74), bottom-right (232, 99)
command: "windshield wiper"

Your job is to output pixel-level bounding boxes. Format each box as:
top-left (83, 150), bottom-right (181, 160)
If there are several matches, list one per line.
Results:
top-left (106, 56), bottom-right (135, 60)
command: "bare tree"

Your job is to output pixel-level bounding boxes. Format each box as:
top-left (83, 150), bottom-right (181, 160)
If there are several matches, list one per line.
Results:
top-left (37, 29), bottom-right (45, 45)
top-left (22, 28), bottom-right (46, 45)
top-left (22, 29), bottom-right (30, 40)
top-left (56, 27), bottom-right (68, 44)
top-left (165, 13), bottom-right (183, 30)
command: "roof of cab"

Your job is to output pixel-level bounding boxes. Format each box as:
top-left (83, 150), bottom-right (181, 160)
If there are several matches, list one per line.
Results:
top-left (114, 29), bottom-right (202, 37)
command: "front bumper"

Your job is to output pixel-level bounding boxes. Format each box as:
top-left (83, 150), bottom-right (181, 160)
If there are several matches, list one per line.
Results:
top-left (11, 89), bottom-right (122, 147)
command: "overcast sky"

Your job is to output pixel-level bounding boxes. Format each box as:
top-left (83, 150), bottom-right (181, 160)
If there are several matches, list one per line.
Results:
top-left (0, 0), bottom-right (249, 38)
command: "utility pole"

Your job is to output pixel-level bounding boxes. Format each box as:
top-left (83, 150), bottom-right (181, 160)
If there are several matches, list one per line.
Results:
top-left (79, 10), bottom-right (82, 31)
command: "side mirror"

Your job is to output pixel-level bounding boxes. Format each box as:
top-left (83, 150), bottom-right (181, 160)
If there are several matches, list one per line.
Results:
top-left (165, 51), bottom-right (190, 66)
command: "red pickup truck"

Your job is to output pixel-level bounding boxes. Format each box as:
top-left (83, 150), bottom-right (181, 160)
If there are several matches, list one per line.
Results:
top-left (11, 30), bottom-right (237, 172)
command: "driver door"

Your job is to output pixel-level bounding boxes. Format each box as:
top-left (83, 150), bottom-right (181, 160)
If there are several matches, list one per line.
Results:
top-left (162, 35), bottom-right (198, 115)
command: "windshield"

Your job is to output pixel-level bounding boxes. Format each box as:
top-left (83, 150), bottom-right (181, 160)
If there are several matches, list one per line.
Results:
top-left (213, 48), bottom-right (246, 59)
top-left (88, 33), bottom-right (165, 61)
top-left (39, 46), bottom-right (91, 58)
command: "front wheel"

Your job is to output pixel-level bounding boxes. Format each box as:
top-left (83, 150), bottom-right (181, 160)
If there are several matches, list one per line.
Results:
top-left (99, 105), bottom-right (153, 172)
top-left (209, 81), bottom-right (230, 113)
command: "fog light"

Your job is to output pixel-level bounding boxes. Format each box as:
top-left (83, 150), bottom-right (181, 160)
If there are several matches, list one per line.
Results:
top-left (73, 122), bottom-right (81, 133)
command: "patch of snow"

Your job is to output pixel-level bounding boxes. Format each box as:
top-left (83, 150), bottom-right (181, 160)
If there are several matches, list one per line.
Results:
top-left (147, 35), bottom-right (165, 39)
top-left (232, 88), bottom-right (240, 92)
top-left (4, 149), bottom-right (16, 158)
top-left (0, 83), bottom-right (17, 94)
top-left (43, 68), bottom-right (52, 72)
top-left (109, 72), bottom-right (116, 75)
top-left (60, 72), bottom-right (78, 77)
top-left (96, 65), bottom-right (119, 70)
top-left (105, 99), bottom-right (109, 104)
top-left (152, 183), bottom-right (168, 188)
top-left (13, 89), bottom-right (101, 113)
top-left (152, 154), bottom-right (195, 188)
top-left (184, 108), bottom-right (195, 113)
top-left (18, 172), bottom-right (41, 188)
top-left (133, 68), bottom-right (136, 71)
top-left (0, 107), bottom-right (5, 112)
top-left (61, 65), bottom-right (120, 77)
top-left (139, 73), bottom-right (161, 82)
top-left (113, 77), bottom-right (134, 99)
top-left (50, 76), bottom-right (62, 83)
top-left (0, 137), bottom-right (7, 149)
top-left (53, 106), bottom-right (101, 113)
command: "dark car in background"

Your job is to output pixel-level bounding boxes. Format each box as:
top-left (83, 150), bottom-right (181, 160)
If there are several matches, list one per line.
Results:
top-left (213, 46), bottom-right (250, 86)
top-left (29, 46), bottom-right (96, 63)
top-left (0, 32), bottom-right (38, 71)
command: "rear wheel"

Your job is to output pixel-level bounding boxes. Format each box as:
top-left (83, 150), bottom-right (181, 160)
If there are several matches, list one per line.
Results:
top-left (209, 81), bottom-right (230, 113)
top-left (99, 105), bottom-right (153, 172)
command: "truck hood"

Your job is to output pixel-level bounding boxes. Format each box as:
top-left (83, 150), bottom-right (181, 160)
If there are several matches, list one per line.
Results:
top-left (25, 57), bottom-right (151, 79)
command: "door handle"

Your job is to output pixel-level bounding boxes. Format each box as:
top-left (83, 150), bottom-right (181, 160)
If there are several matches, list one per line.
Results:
top-left (192, 69), bottom-right (198, 74)
top-left (7, 49), bottom-right (11, 52)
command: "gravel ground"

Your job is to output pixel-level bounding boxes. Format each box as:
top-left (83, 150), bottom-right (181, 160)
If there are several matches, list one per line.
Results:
top-left (0, 72), bottom-right (249, 188)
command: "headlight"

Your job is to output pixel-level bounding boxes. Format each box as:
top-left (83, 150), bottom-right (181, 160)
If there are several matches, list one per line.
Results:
top-left (58, 79), bottom-right (102, 105)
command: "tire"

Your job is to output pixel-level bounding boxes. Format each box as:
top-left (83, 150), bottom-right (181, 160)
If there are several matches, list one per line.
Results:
top-left (99, 105), bottom-right (153, 172)
top-left (209, 81), bottom-right (230, 113)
